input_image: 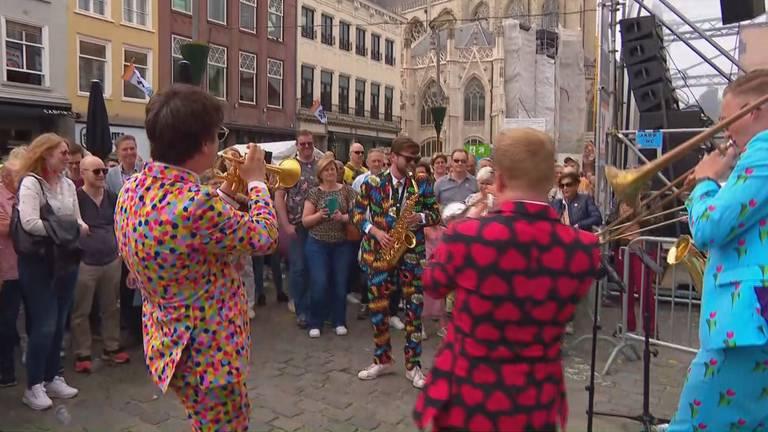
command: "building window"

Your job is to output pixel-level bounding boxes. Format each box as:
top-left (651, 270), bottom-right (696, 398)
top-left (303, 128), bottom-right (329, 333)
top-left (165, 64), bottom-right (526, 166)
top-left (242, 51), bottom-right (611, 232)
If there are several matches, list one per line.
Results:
top-left (207, 44), bottom-right (226, 99)
top-left (355, 27), bottom-right (366, 57)
top-left (384, 86), bottom-right (393, 122)
top-left (301, 7), bottom-right (315, 40)
top-left (172, 0), bottom-right (191, 13)
top-left (472, 2), bottom-right (490, 21)
top-left (77, 0), bottom-right (108, 17)
top-left (370, 83), bottom-right (380, 120)
top-left (320, 70), bottom-right (332, 112)
top-left (268, 0), bottom-right (283, 41)
top-left (4, 20), bottom-right (46, 86)
top-left (267, 58), bottom-right (283, 108)
top-left (300, 65), bottom-right (314, 109)
top-left (464, 137), bottom-right (485, 146)
top-left (355, 79), bottom-right (365, 117)
top-left (464, 78), bottom-right (485, 122)
top-left (420, 80), bottom-right (439, 126)
top-left (371, 34), bottom-right (381, 61)
top-left (385, 39), bottom-right (395, 66)
top-left (420, 138), bottom-right (442, 157)
top-left (321, 14), bottom-right (334, 46)
top-left (239, 52), bottom-right (257, 104)
top-left (240, 0), bottom-right (257, 33)
top-left (338, 75), bottom-right (349, 115)
top-left (78, 37), bottom-right (110, 95)
top-left (123, 47), bottom-right (150, 100)
top-left (171, 34), bottom-right (191, 83)
top-left (207, 0), bottom-right (226, 24)
top-left (123, 0), bottom-right (149, 27)
top-left (339, 22), bottom-right (351, 51)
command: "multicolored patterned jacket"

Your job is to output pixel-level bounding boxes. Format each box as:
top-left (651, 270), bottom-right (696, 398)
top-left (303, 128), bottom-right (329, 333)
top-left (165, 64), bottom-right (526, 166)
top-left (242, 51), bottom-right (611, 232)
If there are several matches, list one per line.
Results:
top-left (115, 162), bottom-right (278, 391)
top-left (687, 130), bottom-right (768, 350)
top-left (351, 170), bottom-right (440, 272)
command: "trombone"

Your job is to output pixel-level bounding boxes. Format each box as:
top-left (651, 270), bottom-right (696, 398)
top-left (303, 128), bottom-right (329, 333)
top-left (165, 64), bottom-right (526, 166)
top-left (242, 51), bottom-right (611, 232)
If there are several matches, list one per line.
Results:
top-left (600, 93), bottom-right (768, 243)
top-left (600, 93), bottom-right (768, 294)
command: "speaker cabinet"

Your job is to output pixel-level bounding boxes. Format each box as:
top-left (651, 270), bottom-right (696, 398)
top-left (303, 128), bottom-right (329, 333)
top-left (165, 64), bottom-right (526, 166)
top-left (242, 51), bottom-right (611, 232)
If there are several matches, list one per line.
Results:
top-left (720, 0), bottom-right (766, 25)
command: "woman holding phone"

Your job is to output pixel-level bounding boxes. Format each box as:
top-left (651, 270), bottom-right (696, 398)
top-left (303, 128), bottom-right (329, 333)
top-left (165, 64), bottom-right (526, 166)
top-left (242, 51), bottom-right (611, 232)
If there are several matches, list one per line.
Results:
top-left (302, 156), bottom-right (357, 338)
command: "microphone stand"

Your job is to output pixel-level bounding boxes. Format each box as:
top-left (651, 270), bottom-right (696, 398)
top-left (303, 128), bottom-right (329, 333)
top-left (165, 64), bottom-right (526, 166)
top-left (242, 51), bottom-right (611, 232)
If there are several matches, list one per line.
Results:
top-left (587, 253), bottom-right (669, 432)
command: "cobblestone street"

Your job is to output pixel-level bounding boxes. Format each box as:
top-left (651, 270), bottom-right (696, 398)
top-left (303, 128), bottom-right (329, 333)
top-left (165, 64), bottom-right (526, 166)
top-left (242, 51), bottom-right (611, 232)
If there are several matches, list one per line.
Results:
top-left (0, 298), bottom-right (694, 432)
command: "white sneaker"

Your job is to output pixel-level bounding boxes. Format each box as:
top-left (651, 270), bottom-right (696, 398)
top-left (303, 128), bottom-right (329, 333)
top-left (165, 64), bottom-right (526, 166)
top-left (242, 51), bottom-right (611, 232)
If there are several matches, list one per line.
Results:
top-left (346, 293), bottom-right (361, 304)
top-left (308, 328), bottom-right (321, 338)
top-left (248, 308), bottom-right (256, 319)
top-left (357, 362), bottom-right (394, 380)
top-left (565, 322), bottom-right (575, 335)
top-left (288, 300), bottom-right (295, 314)
top-left (335, 326), bottom-right (348, 336)
top-left (389, 316), bottom-right (405, 330)
top-left (22, 384), bottom-right (53, 410)
top-left (44, 376), bottom-right (78, 399)
top-left (406, 366), bottom-right (426, 389)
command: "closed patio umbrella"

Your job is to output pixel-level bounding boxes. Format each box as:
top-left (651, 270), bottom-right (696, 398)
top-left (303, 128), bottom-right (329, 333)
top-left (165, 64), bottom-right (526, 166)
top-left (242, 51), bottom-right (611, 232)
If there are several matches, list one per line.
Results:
top-left (85, 80), bottom-right (112, 160)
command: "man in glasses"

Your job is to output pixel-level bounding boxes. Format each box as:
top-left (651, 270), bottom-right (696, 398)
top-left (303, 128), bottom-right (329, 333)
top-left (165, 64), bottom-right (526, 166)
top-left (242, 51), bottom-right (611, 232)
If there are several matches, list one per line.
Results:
top-left (343, 142), bottom-right (367, 185)
top-left (275, 130), bottom-right (319, 329)
top-left (71, 156), bottom-right (129, 374)
top-left (434, 149), bottom-right (478, 207)
top-left (352, 136), bottom-right (440, 389)
top-left (550, 169), bottom-right (601, 232)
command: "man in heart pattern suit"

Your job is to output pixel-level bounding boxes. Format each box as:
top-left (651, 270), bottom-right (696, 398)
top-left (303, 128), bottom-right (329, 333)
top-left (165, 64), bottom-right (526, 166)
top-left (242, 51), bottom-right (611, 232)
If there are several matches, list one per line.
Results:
top-left (352, 136), bottom-right (441, 389)
top-left (413, 128), bottom-right (601, 431)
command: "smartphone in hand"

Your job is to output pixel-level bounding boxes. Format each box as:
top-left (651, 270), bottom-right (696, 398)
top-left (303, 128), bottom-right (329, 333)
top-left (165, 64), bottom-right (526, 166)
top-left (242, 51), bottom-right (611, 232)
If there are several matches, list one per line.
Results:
top-left (325, 195), bottom-right (339, 216)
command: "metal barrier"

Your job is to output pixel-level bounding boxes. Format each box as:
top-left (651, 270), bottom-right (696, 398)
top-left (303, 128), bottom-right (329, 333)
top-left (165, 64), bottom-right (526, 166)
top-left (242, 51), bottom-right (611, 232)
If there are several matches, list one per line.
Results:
top-left (602, 236), bottom-right (700, 375)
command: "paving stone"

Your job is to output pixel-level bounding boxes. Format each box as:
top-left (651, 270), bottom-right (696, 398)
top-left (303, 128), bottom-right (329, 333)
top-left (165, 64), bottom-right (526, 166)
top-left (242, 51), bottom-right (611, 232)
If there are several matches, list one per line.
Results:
top-left (250, 407), bottom-right (278, 423)
top-left (121, 400), bottom-right (148, 417)
top-left (349, 413), bottom-right (381, 430)
top-left (270, 416), bottom-right (304, 431)
top-left (323, 406), bottom-right (354, 422)
top-left (157, 419), bottom-right (192, 432)
top-left (139, 409), bottom-right (170, 426)
top-left (297, 398), bottom-right (327, 412)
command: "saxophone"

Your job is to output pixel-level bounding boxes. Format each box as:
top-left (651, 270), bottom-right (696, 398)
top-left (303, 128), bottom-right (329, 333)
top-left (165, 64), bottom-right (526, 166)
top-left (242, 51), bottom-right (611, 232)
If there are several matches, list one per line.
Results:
top-left (375, 189), bottom-right (420, 270)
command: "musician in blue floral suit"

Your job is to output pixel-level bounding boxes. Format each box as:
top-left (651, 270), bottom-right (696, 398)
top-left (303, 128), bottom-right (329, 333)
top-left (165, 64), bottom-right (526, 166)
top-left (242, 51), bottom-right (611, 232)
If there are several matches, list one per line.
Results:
top-left (666, 69), bottom-right (768, 432)
top-left (351, 136), bottom-right (440, 390)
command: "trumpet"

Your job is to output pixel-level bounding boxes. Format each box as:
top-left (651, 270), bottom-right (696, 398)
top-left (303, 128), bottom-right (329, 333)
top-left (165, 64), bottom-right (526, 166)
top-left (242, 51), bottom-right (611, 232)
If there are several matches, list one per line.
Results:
top-left (215, 146), bottom-right (301, 195)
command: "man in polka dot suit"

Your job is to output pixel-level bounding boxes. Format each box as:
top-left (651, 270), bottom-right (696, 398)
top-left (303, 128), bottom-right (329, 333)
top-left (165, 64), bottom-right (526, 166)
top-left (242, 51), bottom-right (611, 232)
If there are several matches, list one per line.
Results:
top-left (115, 85), bottom-right (278, 431)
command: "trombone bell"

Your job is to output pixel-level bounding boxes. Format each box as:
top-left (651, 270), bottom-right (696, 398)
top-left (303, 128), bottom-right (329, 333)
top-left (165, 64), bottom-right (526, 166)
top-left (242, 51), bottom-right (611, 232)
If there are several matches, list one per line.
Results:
top-left (605, 164), bottom-right (654, 204)
top-left (666, 235), bottom-right (706, 296)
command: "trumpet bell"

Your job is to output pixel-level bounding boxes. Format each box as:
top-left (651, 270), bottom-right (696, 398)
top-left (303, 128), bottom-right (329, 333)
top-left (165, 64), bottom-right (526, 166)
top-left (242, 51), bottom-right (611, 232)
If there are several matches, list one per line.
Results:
top-left (269, 158), bottom-right (301, 189)
top-left (666, 235), bottom-right (706, 296)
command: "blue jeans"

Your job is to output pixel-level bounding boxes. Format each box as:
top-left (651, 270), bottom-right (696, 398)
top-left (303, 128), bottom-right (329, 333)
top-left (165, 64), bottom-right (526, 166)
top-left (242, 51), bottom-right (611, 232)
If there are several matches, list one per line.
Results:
top-left (305, 236), bottom-right (353, 329)
top-left (18, 256), bottom-right (78, 387)
top-left (288, 226), bottom-right (310, 320)
top-left (253, 254), bottom-right (284, 296)
top-left (0, 279), bottom-right (22, 379)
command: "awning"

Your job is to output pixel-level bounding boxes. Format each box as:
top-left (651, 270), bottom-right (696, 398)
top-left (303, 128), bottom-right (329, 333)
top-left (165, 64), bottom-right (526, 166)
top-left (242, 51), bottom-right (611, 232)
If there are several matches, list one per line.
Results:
top-left (0, 98), bottom-right (75, 119)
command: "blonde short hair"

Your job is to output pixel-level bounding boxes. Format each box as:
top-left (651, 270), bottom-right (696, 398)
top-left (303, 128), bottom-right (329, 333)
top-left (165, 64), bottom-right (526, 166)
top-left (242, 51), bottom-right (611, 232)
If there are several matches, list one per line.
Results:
top-left (476, 166), bottom-right (494, 184)
top-left (724, 68), bottom-right (768, 100)
top-left (315, 155), bottom-right (337, 182)
top-left (493, 128), bottom-right (555, 194)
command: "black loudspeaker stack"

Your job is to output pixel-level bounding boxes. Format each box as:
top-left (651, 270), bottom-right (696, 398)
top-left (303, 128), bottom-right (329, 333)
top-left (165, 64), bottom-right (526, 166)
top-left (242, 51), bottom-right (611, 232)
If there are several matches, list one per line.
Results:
top-left (720, 0), bottom-right (766, 25)
top-left (620, 16), bottom-right (678, 114)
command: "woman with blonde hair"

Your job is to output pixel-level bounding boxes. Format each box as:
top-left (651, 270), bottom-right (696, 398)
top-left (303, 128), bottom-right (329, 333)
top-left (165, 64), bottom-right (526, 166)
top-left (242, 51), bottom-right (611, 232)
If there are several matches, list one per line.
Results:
top-left (302, 156), bottom-right (357, 338)
top-left (15, 133), bottom-right (87, 410)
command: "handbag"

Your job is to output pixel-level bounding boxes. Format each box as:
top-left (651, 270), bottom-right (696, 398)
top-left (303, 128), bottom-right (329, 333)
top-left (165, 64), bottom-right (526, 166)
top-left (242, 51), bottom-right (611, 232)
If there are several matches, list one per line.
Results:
top-left (10, 176), bottom-right (81, 270)
top-left (342, 186), bottom-right (362, 242)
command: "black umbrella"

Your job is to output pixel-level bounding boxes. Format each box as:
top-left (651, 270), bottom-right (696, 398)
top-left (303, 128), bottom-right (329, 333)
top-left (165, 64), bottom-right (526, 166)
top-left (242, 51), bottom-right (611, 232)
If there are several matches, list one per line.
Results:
top-left (85, 80), bottom-right (112, 160)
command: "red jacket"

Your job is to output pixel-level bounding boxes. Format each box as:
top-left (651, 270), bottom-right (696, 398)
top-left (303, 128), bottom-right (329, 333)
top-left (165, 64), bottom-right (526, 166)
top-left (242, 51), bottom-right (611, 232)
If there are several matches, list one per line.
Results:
top-left (413, 201), bottom-right (601, 432)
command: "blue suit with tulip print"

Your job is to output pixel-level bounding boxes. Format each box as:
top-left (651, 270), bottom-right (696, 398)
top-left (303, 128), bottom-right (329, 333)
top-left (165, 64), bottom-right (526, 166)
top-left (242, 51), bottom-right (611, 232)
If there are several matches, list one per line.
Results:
top-left (668, 130), bottom-right (768, 432)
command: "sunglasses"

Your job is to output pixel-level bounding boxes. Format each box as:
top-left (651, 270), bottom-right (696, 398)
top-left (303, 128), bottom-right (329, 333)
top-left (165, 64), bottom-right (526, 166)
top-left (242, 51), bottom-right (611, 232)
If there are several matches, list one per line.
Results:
top-left (559, 182), bottom-right (576, 188)
top-left (453, 159), bottom-right (467, 164)
top-left (351, 150), bottom-right (364, 155)
top-left (85, 168), bottom-right (109, 176)
top-left (397, 153), bottom-right (420, 164)
top-left (298, 141), bottom-right (314, 148)
top-left (217, 126), bottom-right (230, 142)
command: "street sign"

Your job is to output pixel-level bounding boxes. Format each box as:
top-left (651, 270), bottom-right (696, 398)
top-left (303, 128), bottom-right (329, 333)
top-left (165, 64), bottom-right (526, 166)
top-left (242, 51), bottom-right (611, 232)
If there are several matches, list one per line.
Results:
top-left (464, 142), bottom-right (492, 158)
top-left (636, 130), bottom-right (663, 149)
